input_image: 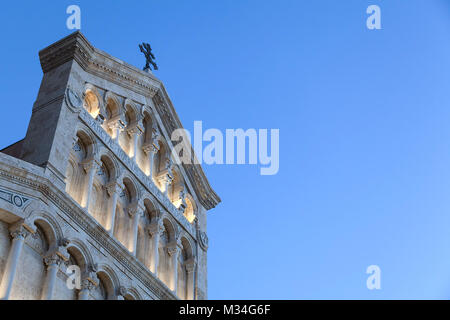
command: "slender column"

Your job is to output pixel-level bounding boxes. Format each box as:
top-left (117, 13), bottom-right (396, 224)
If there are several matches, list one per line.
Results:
top-left (81, 158), bottom-right (100, 209)
top-left (41, 246), bottom-right (69, 300)
top-left (185, 259), bottom-right (196, 300)
top-left (129, 205), bottom-right (143, 255)
top-left (106, 181), bottom-right (122, 235)
top-left (108, 119), bottom-right (125, 143)
top-left (148, 220), bottom-right (163, 275)
top-left (143, 144), bottom-right (159, 177)
top-left (0, 223), bottom-right (32, 300)
top-left (168, 242), bottom-right (181, 294)
top-left (127, 124), bottom-right (143, 160)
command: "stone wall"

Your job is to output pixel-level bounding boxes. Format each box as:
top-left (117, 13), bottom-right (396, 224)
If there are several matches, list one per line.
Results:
top-left (0, 32), bottom-right (220, 300)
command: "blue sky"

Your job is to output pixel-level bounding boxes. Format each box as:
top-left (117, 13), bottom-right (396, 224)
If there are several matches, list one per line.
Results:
top-left (1, 0), bottom-right (450, 299)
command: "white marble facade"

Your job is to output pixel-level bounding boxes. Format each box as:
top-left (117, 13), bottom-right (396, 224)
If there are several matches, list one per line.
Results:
top-left (0, 32), bottom-right (220, 300)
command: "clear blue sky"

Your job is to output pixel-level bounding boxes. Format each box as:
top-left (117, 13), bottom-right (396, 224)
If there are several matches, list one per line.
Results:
top-left (1, 0), bottom-right (450, 299)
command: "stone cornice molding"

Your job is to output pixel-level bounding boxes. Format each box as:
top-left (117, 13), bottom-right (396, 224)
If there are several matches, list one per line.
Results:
top-left (152, 91), bottom-right (221, 210)
top-left (0, 157), bottom-right (178, 300)
top-left (39, 31), bottom-right (220, 211)
top-left (39, 31), bottom-right (160, 98)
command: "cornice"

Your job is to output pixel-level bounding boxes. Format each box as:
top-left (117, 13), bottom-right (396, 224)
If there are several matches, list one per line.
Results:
top-left (39, 31), bottom-right (160, 98)
top-left (0, 155), bottom-right (177, 300)
top-left (39, 31), bottom-right (221, 211)
top-left (152, 91), bottom-right (221, 210)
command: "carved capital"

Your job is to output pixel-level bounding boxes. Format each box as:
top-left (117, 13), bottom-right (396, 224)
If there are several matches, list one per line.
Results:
top-left (107, 118), bottom-right (126, 132)
top-left (185, 258), bottom-right (196, 273)
top-left (127, 202), bottom-right (144, 219)
top-left (127, 123), bottom-right (144, 137)
top-left (82, 158), bottom-right (100, 174)
top-left (147, 220), bottom-right (163, 237)
top-left (167, 238), bottom-right (182, 257)
top-left (106, 181), bottom-right (122, 197)
top-left (167, 244), bottom-right (180, 257)
top-left (44, 245), bottom-right (70, 266)
top-left (80, 278), bottom-right (97, 292)
top-left (44, 253), bottom-right (64, 267)
top-left (142, 143), bottom-right (159, 155)
top-left (81, 267), bottom-right (99, 290)
top-left (9, 221), bottom-right (34, 240)
top-left (156, 170), bottom-right (173, 186)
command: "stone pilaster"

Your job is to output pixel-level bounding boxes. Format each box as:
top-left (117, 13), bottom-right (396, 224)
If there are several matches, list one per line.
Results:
top-left (147, 219), bottom-right (163, 275)
top-left (185, 258), bottom-right (196, 300)
top-left (0, 221), bottom-right (35, 300)
top-left (167, 240), bottom-right (181, 294)
top-left (128, 202), bottom-right (144, 255)
top-left (41, 246), bottom-right (70, 300)
top-left (127, 122), bottom-right (143, 160)
top-left (106, 180), bottom-right (122, 235)
top-left (81, 158), bottom-right (100, 209)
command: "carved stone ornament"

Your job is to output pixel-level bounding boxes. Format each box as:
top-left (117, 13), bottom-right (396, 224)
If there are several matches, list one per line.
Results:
top-left (198, 231), bottom-right (209, 251)
top-left (65, 87), bottom-right (83, 112)
top-left (119, 286), bottom-right (127, 296)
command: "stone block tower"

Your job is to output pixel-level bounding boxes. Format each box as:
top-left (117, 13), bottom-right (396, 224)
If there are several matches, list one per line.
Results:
top-left (0, 31), bottom-right (220, 300)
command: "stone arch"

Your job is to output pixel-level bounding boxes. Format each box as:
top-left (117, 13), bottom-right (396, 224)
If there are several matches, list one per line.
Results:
top-left (157, 214), bottom-right (177, 286)
top-left (119, 99), bottom-right (139, 157)
top-left (95, 265), bottom-right (120, 300)
top-left (141, 108), bottom-right (157, 144)
top-left (168, 166), bottom-right (184, 205)
top-left (124, 287), bottom-right (142, 300)
top-left (65, 239), bottom-right (94, 272)
top-left (83, 84), bottom-right (102, 119)
top-left (98, 151), bottom-right (121, 181)
top-left (162, 216), bottom-right (177, 243)
top-left (157, 216), bottom-right (177, 286)
top-left (123, 99), bottom-right (139, 125)
top-left (136, 108), bottom-right (157, 174)
top-left (89, 152), bottom-right (118, 228)
top-left (121, 175), bottom-right (140, 203)
top-left (104, 91), bottom-right (121, 119)
top-left (74, 125), bottom-right (98, 159)
top-left (10, 221), bottom-right (49, 299)
top-left (103, 91), bottom-right (123, 139)
top-left (113, 176), bottom-right (138, 250)
top-left (136, 197), bottom-right (159, 269)
top-left (184, 193), bottom-right (197, 224)
top-left (177, 236), bottom-right (194, 300)
top-left (153, 136), bottom-right (171, 192)
top-left (28, 213), bottom-right (63, 248)
top-left (66, 130), bottom-right (94, 205)
top-left (180, 235), bottom-right (194, 260)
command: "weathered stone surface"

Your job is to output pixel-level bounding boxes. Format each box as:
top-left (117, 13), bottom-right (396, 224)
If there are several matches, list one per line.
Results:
top-left (0, 32), bottom-right (220, 300)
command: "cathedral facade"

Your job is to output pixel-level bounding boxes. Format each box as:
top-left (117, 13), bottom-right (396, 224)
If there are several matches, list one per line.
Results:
top-left (0, 32), bottom-right (220, 300)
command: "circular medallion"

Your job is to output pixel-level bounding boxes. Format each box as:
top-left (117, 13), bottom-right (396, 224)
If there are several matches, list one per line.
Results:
top-left (66, 88), bottom-right (82, 111)
top-left (199, 231), bottom-right (209, 251)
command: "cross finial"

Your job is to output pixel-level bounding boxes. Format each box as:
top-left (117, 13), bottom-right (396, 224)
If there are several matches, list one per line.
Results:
top-left (139, 42), bottom-right (158, 72)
